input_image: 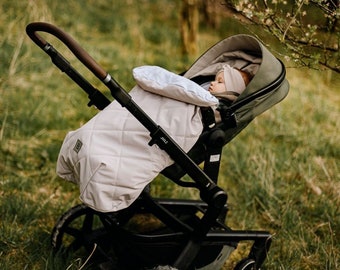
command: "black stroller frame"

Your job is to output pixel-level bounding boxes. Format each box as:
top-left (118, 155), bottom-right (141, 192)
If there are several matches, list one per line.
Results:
top-left (26, 22), bottom-right (287, 270)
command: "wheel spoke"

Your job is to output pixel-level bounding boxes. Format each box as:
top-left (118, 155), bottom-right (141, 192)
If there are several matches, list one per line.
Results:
top-left (64, 226), bottom-right (83, 238)
top-left (82, 212), bottom-right (94, 232)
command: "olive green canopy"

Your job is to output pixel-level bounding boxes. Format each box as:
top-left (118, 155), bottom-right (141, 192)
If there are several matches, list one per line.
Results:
top-left (184, 34), bottom-right (289, 143)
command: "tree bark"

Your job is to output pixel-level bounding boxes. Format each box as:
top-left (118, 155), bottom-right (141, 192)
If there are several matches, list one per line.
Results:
top-left (180, 0), bottom-right (199, 55)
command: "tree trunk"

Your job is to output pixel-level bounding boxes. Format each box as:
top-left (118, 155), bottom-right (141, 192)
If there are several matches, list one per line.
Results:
top-left (202, 0), bottom-right (221, 28)
top-left (180, 0), bottom-right (199, 55)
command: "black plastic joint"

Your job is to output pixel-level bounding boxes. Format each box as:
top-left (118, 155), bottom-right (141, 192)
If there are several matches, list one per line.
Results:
top-left (87, 89), bottom-right (111, 110)
top-left (217, 102), bottom-right (237, 128)
top-left (200, 185), bottom-right (228, 209)
top-left (148, 126), bottom-right (168, 149)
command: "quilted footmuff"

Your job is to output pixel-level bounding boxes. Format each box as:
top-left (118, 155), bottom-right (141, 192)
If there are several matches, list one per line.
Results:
top-left (56, 66), bottom-right (218, 212)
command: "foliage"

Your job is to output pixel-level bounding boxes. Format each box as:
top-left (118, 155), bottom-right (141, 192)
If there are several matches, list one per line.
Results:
top-left (224, 0), bottom-right (339, 73)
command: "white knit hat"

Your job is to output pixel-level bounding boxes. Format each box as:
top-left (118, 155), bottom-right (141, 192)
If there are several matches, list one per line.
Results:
top-left (223, 64), bottom-right (246, 95)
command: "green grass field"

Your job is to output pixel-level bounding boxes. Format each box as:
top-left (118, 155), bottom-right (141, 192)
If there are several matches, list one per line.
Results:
top-left (1, 1), bottom-right (339, 269)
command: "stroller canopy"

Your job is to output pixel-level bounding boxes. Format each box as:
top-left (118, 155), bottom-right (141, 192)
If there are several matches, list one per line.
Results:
top-left (184, 34), bottom-right (289, 142)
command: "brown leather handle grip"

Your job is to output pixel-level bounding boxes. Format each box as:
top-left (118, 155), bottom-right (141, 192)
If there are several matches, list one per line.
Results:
top-left (26, 22), bottom-right (107, 81)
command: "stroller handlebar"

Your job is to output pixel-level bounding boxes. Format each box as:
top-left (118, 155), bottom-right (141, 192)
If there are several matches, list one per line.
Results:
top-left (26, 22), bottom-right (108, 81)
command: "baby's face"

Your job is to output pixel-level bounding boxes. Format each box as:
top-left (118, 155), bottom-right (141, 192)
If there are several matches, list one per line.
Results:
top-left (209, 71), bottom-right (226, 95)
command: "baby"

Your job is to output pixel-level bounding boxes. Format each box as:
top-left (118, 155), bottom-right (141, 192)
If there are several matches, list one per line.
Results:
top-left (208, 64), bottom-right (252, 102)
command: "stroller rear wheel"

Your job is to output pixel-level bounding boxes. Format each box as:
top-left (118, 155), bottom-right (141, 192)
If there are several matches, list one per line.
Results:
top-left (51, 204), bottom-right (117, 268)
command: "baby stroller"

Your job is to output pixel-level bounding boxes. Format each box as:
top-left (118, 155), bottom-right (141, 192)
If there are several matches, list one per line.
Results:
top-left (26, 22), bottom-right (289, 270)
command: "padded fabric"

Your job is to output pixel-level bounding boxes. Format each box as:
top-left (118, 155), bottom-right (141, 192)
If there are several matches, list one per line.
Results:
top-left (57, 85), bottom-right (207, 212)
top-left (133, 66), bottom-right (218, 106)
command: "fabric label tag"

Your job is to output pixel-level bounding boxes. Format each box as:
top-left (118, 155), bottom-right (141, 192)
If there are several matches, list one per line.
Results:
top-left (73, 139), bottom-right (83, 153)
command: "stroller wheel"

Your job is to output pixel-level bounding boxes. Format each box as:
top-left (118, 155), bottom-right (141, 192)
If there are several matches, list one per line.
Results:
top-left (51, 204), bottom-right (117, 268)
top-left (234, 258), bottom-right (256, 270)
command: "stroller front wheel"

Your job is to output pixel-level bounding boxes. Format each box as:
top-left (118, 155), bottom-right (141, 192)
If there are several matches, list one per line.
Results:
top-left (51, 204), bottom-right (117, 268)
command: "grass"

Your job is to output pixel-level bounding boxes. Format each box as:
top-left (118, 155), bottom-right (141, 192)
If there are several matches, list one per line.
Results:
top-left (1, 0), bottom-right (339, 269)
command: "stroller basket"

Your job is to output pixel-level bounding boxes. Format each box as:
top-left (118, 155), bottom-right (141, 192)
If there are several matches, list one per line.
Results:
top-left (26, 22), bottom-right (289, 270)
